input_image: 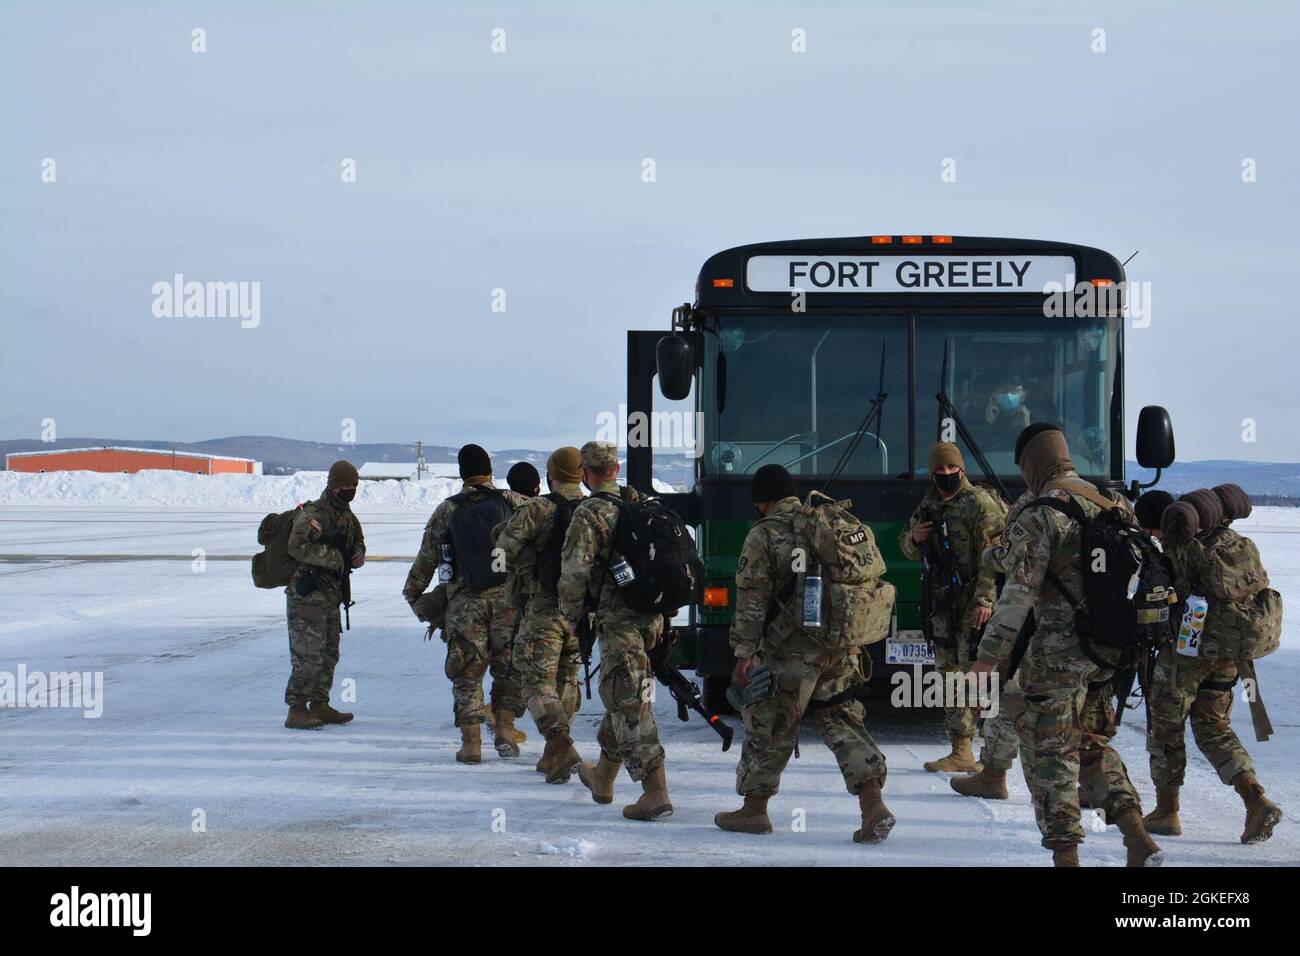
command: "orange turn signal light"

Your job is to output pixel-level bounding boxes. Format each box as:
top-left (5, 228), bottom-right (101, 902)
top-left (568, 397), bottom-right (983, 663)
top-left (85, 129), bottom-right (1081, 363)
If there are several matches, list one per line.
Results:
top-left (1090, 278), bottom-right (1114, 286)
top-left (712, 278), bottom-right (735, 288)
top-left (870, 235), bottom-right (892, 244)
top-left (901, 235), bottom-right (923, 244)
top-left (703, 586), bottom-right (730, 608)
top-left (932, 235), bottom-right (953, 244)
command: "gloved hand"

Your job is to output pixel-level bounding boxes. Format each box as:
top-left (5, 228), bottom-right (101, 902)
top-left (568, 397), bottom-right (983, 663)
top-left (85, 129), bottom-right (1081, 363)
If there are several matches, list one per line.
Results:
top-left (726, 665), bottom-right (775, 710)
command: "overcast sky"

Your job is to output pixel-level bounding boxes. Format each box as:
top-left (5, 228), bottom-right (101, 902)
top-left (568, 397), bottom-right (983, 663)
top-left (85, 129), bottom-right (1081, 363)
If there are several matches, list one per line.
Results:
top-left (2, 0), bottom-right (1297, 461)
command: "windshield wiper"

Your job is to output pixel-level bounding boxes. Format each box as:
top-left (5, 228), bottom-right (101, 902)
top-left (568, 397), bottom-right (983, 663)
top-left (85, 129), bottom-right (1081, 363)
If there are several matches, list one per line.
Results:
top-left (935, 338), bottom-right (1011, 503)
top-left (824, 339), bottom-right (888, 496)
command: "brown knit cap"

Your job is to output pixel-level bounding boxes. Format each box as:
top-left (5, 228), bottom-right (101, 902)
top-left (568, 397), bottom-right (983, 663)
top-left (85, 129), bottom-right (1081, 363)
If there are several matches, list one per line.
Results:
top-left (927, 442), bottom-right (964, 474)
top-left (1213, 483), bottom-right (1252, 522)
top-left (327, 460), bottom-right (359, 488)
top-left (547, 446), bottom-right (583, 485)
top-left (1017, 429), bottom-right (1072, 495)
top-left (1181, 488), bottom-right (1224, 534)
top-left (1160, 499), bottom-right (1200, 547)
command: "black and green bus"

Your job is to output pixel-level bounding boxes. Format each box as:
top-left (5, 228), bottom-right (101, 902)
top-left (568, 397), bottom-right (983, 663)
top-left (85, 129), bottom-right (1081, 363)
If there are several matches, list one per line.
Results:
top-left (626, 235), bottom-right (1175, 712)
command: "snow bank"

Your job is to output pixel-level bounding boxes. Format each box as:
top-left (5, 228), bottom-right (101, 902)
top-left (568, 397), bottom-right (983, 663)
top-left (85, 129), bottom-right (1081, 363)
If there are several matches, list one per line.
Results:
top-left (0, 469), bottom-right (468, 511)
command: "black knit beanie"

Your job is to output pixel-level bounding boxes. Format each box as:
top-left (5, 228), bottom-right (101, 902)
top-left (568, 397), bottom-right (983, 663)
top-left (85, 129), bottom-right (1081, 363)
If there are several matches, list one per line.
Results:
top-left (751, 464), bottom-right (798, 503)
top-left (1134, 490), bottom-right (1175, 532)
top-left (506, 461), bottom-right (540, 496)
top-left (458, 443), bottom-right (492, 480)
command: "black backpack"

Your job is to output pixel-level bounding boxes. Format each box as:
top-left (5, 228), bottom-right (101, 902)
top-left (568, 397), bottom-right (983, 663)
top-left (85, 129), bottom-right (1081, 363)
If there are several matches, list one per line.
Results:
top-left (597, 489), bottom-right (703, 615)
top-left (535, 492), bottom-right (579, 594)
top-left (1027, 492), bottom-right (1177, 663)
top-left (251, 504), bottom-right (305, 588)
top-left (448, 485), bottom-right (514, 592)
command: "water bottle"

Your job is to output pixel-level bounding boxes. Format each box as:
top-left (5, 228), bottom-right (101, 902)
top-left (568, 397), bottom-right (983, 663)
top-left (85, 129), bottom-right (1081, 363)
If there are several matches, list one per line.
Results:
top-left (802, 564), bottom-right (823, 629)
top-left (437, 542), bottom-right (454, 584)
top-left (1176, 594), bottom-right (1207, 658)
top-left (611, 552), bottom-right (636, 588)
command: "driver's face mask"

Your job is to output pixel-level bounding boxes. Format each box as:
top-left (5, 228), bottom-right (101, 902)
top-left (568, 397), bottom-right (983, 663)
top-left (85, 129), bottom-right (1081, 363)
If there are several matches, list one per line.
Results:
top-left (996, 391), bottom-right (1023, 412)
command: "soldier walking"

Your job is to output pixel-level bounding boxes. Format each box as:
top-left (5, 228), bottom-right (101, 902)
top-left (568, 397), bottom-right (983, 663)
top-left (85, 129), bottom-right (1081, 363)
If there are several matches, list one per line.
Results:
top-left (899, 442), bottom-right (1005, 773)
top-left (403, 444), bottom-right (528, 763)
top-left (558, 441), bottom-right (673, 821)
top-left (493, 447), bottom-right (586, 782)
top-left (284, 460), bottom-right (366, 729)
top-left (714, 464), bottom-right (895, 843)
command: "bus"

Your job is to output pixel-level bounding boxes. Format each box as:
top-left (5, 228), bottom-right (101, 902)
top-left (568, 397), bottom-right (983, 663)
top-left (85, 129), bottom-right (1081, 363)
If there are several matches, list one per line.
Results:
top-left (625, 235), bottom-right (1176, 712)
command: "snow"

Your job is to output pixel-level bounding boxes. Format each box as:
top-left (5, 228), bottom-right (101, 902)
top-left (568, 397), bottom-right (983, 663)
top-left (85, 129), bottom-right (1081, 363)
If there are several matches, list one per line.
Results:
top-left (0, 490), bottom-right (1297, 866)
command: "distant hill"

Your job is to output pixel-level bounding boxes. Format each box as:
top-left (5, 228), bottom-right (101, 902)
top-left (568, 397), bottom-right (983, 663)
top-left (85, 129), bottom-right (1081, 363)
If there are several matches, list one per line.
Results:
top-left (3, 438), bottom-right (1295, 501)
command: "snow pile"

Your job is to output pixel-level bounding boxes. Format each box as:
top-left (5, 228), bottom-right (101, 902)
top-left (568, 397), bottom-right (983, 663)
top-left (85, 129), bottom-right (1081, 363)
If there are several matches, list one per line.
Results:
top-left (0, 469), bottom-right (471, 511)
top-left (537, 838), bottom-right (597, 860)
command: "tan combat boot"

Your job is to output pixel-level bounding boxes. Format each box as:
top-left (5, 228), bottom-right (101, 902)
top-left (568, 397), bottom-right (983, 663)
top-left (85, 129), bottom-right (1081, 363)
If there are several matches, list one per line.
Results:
top-left (1142, 787), bottom-right (1182, 836)
top-left (1115, 808), bottom-right (1163, 867)
top-left (456, 724), bottom-right (482, 764)
top-left (545, 734), bottom-right (582, 785)
top-left (486, 703), bottom-right (526, 744)
top-left (535, 735), bottom-right (557, 774)
top-left (950, 767), bottom-right (1008, 800)
top-left (494, 711), bottom-right (521, 758)
top-left (578, 754), bottom-right (622, 804)
top-left (1053, 846), bottom-right (1080, 867)
top-left (623, 765), bottom-right (673, 821)
top-left (285, 704), bottom-right (325, 730)
top-left (852, 780), bottom-right (896, 843)
top-left (1233, 773), bottom-right (1283, 844)
top-left (714, 795), bottom-right (772, 834)
top-left (923, 735), bottom-right (982, 773)
top-left (309, 700), bottom-right (354, 724)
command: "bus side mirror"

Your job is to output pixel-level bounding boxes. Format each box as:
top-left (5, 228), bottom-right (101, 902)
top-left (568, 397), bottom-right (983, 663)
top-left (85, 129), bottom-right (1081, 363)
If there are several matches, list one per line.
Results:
top-left (656, 335), bottom-right (694, 401)
top-left (1136, 405), bottom-right (1175, 470)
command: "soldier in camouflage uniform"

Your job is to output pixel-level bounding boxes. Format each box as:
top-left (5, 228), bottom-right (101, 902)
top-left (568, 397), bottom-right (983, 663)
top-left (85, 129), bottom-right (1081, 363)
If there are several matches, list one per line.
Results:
top-left (951, 487), bottom-right (1035, 800)
top-left (284, 460), bottom-right (366, 729)
top-left (715, 464), bottom-right (895, 843)
top-left (899, 443), bottom-right (1006, 773)
top-left (970, 424), bottom-right (1162, 867)
top-left (1145, 486), bottom-right (1283, 844)
top-left (403, 444), bottom-right (528, 763)
top-left (493, 447), bottom-right (586, 783)
top-left (558, 440), bottom-right (672, 821)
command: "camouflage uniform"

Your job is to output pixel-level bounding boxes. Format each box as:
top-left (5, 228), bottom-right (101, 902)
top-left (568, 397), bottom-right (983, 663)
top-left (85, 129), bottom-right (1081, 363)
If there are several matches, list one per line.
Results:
top-left (730, 496), bottom-right (887, 798)
top-left (976, 490), bottom-right (1035, 774)
top-left (557, 479), bottom-right (665, 782)
top-left (403, 481), bottom-right (528, 727)
top-left (1146, 530), bottom-right (1254, 789)
top-left (898, 478), bottom-right (1005, 739)
top-left (494, 480), bottom-right (585, 741)
top-left (284, 490), bottom-right (365, 706)
top-left (977, 466), bottom-right (1143, 851)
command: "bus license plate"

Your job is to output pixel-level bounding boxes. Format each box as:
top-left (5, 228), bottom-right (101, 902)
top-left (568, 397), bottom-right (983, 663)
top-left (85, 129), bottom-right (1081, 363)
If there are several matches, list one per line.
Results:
top-left (886, 632), bottom-right (934, 665)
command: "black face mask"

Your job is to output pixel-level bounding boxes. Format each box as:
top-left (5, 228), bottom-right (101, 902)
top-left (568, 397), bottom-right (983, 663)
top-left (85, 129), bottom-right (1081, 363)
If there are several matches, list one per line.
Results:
top-left (335, 487), bottom-right (357, 503)
top-left (933, 472), bottom-right (961, 496)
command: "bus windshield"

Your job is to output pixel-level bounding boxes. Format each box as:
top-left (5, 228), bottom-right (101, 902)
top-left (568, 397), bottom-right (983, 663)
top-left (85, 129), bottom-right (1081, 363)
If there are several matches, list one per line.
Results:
top-left (699, 312), bottom-right (1119, 481)
top-left (914, 314), bottom-right (1118, 479)
top-left (703, 315), bottom-right (910, 479)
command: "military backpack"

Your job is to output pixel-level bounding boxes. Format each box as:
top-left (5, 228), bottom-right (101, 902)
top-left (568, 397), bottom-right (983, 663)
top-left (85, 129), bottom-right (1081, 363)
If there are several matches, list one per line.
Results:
top-left (251, 504), bottom-right (306, 589)
top-left (596, 489), bottom-right (703, 615)
top-left (1191, 528), bottom-right (1282, 662)
top-left (535, 492), bottom-right (580, 594)
top-left (447, 485), bottom-right (515, 592)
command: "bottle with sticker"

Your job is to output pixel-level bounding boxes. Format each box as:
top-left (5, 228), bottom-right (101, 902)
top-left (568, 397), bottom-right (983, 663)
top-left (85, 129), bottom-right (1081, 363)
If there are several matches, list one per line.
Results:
top-left (437, 542), bottom-right (454, 584)
top-left (1176, 594), bottom-right (1207, 658)
top-left (802, 563), bottom-right (823, 629)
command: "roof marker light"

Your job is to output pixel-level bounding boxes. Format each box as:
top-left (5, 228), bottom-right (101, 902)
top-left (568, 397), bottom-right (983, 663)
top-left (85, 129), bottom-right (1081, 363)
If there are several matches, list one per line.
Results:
top-left (932, 235), bottom-right (953, 244)
top-left (712, 278), bottom-right (734, 288)
top-left (870, 236), bottom-right (892, 244)
top-left (901, 235), bottom-right (923, 244)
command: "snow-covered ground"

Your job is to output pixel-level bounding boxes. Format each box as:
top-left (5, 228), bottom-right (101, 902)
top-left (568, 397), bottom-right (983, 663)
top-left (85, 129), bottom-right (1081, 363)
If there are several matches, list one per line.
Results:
top-left (0, 474), bottom-right (1296, 866)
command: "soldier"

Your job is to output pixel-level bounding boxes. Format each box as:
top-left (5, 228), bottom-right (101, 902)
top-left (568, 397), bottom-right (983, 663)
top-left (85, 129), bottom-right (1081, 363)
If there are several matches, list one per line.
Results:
top-left (284, 460), bottom-right (366, 729)
top-left (493, 447), bottom-right (586, 783)
top-left (714, 464), bottom-right (895, 843)
top-left (558, 440), bottom-right (672, 821)
top-left (899, 442), bottom-right (1006, 772)
top-left (1134, 489), bottom-right (1174, 538)
top-left (970, 424), bottom-right (1162, 867)
top-left (403, 444), bottom-right (528, 763)
top-left (951, 485), bottom-right (1036, 800)
top-left (1145, 486), bottom-right (1284, 844)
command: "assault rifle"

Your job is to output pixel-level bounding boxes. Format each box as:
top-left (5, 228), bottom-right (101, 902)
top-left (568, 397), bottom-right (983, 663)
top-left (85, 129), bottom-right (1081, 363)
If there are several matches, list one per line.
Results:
top-left (650, 627), bottom-right (733, 751)
top-left (577, 611), bottom-right (598, 698)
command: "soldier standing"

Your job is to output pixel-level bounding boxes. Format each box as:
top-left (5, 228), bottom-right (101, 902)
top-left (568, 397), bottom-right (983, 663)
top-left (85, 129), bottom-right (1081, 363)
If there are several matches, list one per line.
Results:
top-left (403, 444), bottom-right (528, 763)
top-left (1146, 486), bottom-right (1284, 844)
top-left (714, 464), bottom-right (895, 843)
top-left (493, 447), bottom-right (586, 782)
top-left (284, 460), bottom-right (366, 729)
top-left (970, 424), bottom-right (1162, 867)
top-left (899, 442), bottom-right (1005, 773)
top-left (558, 440), bottom-right (672, 821)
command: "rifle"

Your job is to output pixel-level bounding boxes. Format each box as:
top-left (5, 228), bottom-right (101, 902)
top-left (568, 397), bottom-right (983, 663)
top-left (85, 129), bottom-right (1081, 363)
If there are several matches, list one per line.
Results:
top-left (324, 528), bottom-right (356, 630)
top-left (577, 610), bottom-right (599, 699)
top-left (650, 627), bottom-right (734, 751)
